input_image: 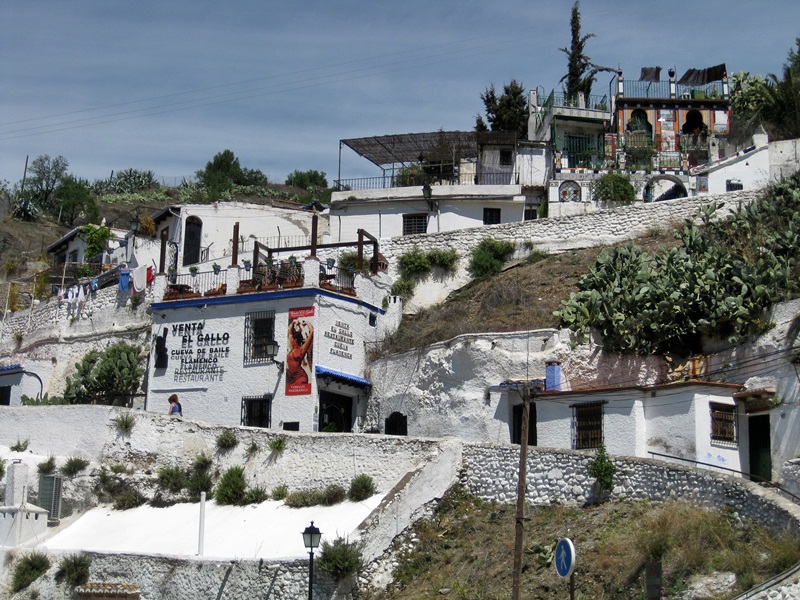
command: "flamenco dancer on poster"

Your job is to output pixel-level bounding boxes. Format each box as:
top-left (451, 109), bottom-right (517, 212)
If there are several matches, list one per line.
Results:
top-left (287, 319), bottom-right (314, 386)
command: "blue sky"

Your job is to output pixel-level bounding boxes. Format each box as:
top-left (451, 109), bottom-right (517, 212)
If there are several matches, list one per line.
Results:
top-left (1, 1), bottom-right (797, 187)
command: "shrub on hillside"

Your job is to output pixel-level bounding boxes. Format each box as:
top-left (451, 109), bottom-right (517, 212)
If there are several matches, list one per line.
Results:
top-left (318, 537), bottom-right (365, 582)
top-left (349, 474), bottom-right (376, 502)
top-left (215, 466), bottom-right (247, 506)
top-left (468, 239), bottom-right (515, 279)
top-left (55, 553), bottom-right (91, 586)
top-left (12, 552), bottom-right (51, 593)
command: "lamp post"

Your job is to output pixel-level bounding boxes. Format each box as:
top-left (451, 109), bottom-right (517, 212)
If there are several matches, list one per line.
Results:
top-left (302, 521), bottom-right (322, 600)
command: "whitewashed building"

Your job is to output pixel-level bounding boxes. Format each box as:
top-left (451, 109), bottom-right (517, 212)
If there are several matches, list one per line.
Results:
top-left (329, 131), bottom-right (548, 242)
top-left (131, 201), bottom-right (326, 276)
top-left (145, 255), bottom-right (401, 432)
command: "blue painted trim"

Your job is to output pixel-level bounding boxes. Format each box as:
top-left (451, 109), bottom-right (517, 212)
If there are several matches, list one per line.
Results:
top-left (0, 364), bottom-right (23, 373)
top-left (152, 287), bottom-right (386, 314)
top-left (315, 365), bottom-right (372, 387)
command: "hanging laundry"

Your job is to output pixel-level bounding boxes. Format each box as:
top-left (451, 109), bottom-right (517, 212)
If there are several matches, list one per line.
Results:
top-left (131, 266), bottom-right (148, 293)
top-left (119, 269), bottom-right (131, 292)
top-left (146, 266), bottom-right (155, 285)
top-left (77, 284), bottom-right (85, 303)
top-left (90, 278), bottom-right (99, 291)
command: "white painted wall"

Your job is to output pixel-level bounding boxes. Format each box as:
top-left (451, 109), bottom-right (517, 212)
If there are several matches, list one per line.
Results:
top-left (146, 288), bottom-right (391, 431)
top-left (703, 145), bottom-right (769, 195)
top-left (769, 138), bottom-right (800, 182)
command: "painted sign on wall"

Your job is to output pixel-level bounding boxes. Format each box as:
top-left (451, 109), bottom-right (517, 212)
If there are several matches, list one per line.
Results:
top-left (325, 319), bottom-right (354, 360)
top-left (166, 321), bottom-right (231, 383)
top-left (286, 307), bottom-right (315, 396)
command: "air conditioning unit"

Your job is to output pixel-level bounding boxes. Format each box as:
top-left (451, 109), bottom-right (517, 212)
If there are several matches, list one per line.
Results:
top-left (39, 475), bottom-right (63, 524)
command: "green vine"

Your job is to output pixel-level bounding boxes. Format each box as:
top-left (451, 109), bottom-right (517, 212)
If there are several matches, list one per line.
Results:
top-left (80, 224), bottom-right (112, 260)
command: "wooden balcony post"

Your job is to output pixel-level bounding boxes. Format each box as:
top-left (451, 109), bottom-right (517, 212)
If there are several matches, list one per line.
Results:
top-left (231, 222), bottom-right (239, 267)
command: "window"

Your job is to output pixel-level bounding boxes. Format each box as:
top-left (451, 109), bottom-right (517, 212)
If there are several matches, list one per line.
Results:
top-left (402, 214), bottom-right (427, 236)
top-left (483, 208), bottom-right (501, 225)
top-left (559, 181), bottom-right (581, 203)
top-left (726, 179), bottom-right (744, 192)
top-left (572, 401), bottom-right (603, 449)
top-left (524, 206), bottom-right (538, 221)
top-left (282, 421), bottom-right (300, 431)
top-left (511, 402), bottom-right (537, 445)
top-left (0, 386), bottom-right (10, 406)
top-left (244, 310), bottom-right (276, 364)
top-left (241, 394), bottom-right (272, 428)
top-left (710, 403), bottom-right (737, 445)
top-left (499, 149), bottom-right (513, 166)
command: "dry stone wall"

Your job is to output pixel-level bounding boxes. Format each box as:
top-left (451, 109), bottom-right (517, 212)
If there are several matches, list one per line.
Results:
top-left (462, 444), bottom-right (800, 535)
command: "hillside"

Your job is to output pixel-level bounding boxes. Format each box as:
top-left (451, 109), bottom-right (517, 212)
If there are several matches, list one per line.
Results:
top-left (377, 225), bottom-right (682, 358)
top-left (362, 486), bottom-right (800, 600)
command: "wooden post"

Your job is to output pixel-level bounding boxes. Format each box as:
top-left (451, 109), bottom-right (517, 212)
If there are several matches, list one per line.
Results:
top-left (231, 222), bottom-right (239, 267)
top-left (511, 383), bottom-right (532, 600)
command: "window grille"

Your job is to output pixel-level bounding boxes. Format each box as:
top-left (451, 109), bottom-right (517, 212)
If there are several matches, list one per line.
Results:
top-left (499, 149), bottom-right (513, 166)
top-left (710, 403), bottom-right (737, 445)
top-left (572, 401), bottom-right (604, 449)
top-left (241, 394), bottom-right (272, 428)
top-left (402, 214), bottom-right (428, 236)
top-left (483, 208), bottom-right (501, 225)
top-left (244, 310), bottom-right (275, 365)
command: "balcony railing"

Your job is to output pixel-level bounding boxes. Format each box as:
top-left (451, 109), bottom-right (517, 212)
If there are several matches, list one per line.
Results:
top-left (164, 269), bottom-right (228, 300)
top-left (335, 170), bottom-right (519, 191)
top-left (620, 80), bottom-right (726, 100)
top-left (552, 92), bottom-right (610, 111)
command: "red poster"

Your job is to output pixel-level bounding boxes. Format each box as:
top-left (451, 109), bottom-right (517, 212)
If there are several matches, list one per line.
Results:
top-left (286, 307), bottom-right (314, 396)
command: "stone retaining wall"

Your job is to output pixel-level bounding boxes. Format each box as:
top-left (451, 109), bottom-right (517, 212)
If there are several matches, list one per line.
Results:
top-left (462, 444), bottom-right (800, 535)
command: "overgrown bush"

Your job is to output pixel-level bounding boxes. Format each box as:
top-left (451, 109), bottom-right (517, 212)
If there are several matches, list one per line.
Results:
top-left (318, 536), bottom-right (365, 582)
top-left (284, 489), bottom-right (323, 508)
top-left (349, 474), bottom-right (376, 502)
top-left (390, 277), bottom-right (415, 300)
top-left (61, 456), bottom-right (90, 476)
top-left (271, 484), bottom-right (288, 500)
top-left (158, 466), bottom-right (186, 494)
top-left (244, 486), bottom-right (269, 504)
top-left (63, 341), bottom-right (144, 406)
top-left (193, 453), bottom-right (213, 473)
top-left (11, 438), bottom-right (29, 452)
top-left (398, 247), bottom-right (431, 278)
top-left (55, 553), bottom-right (91, 586)
top-left (587, 444), bottom-right (616, 493)
top-left (215, 466), bottom-right (248, 505)
top-left (113, 486), bottom-right (146, 510)
top-left (113, 412), bottom-right (136, 434)
top-left (320, 484), bottom-right (347, 506)
top-left (592, 172), bottom-right (636, 206)
top-left (12, 552), bottom-right (51, 593)
top-left (468, 238), bottom-right (515, 279)
top-left (37, 456), bottom-right (56, 475)
top-left (556, 176), bottom-right (800, 355)
top-left (216, 430), bottom-right (238, 451)
top-left (267, 435), bottom-right (287, 453)
top-left (186, 471), bottom-right (214, 502)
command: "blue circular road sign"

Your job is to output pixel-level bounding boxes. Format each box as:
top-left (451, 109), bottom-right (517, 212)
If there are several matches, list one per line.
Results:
top-left (555, 537), bottom-right (576, 579)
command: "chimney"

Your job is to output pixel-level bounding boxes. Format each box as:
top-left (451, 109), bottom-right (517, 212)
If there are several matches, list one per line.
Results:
top-left (6, 460), bottom-right (28, 506)
top-left (545, 358), bottom-right (563, 391)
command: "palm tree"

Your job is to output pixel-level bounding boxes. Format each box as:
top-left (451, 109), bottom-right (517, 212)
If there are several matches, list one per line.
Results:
top-left (759, 66), bottom-right (800, 141)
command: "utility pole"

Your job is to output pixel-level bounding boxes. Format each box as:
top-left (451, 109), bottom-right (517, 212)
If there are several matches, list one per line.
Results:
top-left (512, 381), bottom-right (537, 600)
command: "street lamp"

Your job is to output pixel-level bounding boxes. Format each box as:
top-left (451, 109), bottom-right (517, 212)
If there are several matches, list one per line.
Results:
top-left (302, 521), bottom-right (322, 600)
top-left (265, 340), bottom-right (285, 373)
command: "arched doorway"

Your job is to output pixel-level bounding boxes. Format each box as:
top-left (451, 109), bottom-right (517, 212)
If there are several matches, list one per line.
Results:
top-left (385, 411), bottom-right (408, 436)
top-left (183, 216), bottom-right (202, 266)
top-left (644, 175), bottom-right (688, 202)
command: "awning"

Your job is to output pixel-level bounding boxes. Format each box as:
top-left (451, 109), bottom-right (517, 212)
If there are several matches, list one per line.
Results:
top-left (315, 366), bottom-right (371, 388)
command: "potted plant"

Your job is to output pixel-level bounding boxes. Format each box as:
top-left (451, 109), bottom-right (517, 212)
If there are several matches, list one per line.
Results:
top-left (189, 266), bottom-right (199, 275)
top-left (168, 269), bottom-right (177, 284)
top-left (243, 259), bottom-right (252, 272)
top-left (288, 256), bottom-right (297, 267)
top-left (212, 263), bottom-right (221, 274)
top-left (326, 257), bottom-right (336, 269)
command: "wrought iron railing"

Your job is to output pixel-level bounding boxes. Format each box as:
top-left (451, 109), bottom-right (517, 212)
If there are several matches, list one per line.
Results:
top-left (164, 269), bottom-right (227, 299)
top-left (334, 171), bottom-right (520, 191)
top-left (552, 92), bottom-right (610, 111)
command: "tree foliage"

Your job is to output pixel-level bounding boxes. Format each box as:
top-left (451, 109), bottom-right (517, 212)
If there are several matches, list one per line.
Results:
top-left (592, 172), bottom-right (636, 206)
top-left (80, 224), bottom-right (112, 260)
top-left (195, 150), bottom-right (269, 198)
top-left (475, 79), bottom-right (528, 138)
top-left (557, 175), bottom-right (800, 355)
top-left (285, 169), bottom-right (327, 190)
top-left (26, 154), bottom-right (69, 212)
top-left (56, 175), bottom-right (98, 226)
top-left (759, 66), bottom-right (800, 141)
top-left (63, 342), bottom-right (144, 406)
top-left (559, 2), bottom-right (613, 103)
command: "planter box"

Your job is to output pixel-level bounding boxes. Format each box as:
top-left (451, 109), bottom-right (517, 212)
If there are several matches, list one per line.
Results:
top-left (281, 282), bottom-right (303, 289)
top-left (237, 286), bottom-right (259, 294)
